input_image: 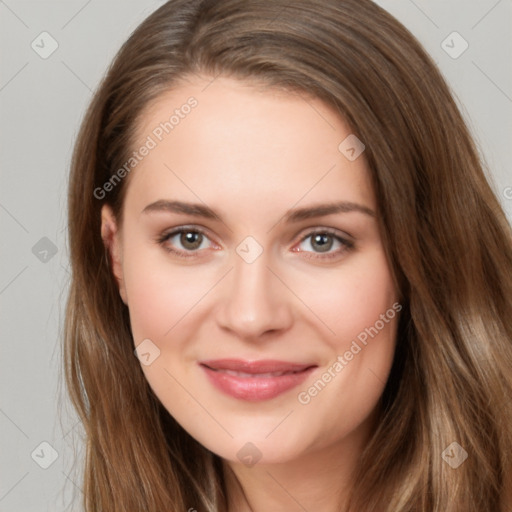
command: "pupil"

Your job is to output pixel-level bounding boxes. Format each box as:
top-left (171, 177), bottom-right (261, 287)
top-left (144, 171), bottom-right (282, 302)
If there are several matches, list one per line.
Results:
top-left (181, 232), bottom-right (202, 250)
top-left (313, 234), bottom-right (332, 252)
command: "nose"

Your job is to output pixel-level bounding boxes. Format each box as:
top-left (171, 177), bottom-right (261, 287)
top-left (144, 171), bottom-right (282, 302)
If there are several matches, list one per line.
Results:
top-left (216, 249), bottom-right (294, 341)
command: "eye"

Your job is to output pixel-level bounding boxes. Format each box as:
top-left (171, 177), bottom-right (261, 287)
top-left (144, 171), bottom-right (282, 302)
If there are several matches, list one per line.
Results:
top-left (294, 229), bottom-right (354, 260)
top-left (157, 227), bottom-right (216, 258)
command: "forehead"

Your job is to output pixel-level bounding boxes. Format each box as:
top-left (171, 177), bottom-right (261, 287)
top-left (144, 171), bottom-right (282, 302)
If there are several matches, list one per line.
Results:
top-left (123, 75), bottom-right (374, 224)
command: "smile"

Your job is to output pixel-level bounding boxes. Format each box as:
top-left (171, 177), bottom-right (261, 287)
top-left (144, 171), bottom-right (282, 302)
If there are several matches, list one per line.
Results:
top-left (199, 359), bottom-right (317, 401)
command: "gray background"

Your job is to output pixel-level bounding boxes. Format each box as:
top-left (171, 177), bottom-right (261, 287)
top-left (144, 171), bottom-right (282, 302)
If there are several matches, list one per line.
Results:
top-left (0, 1), bottom-right (510, 510)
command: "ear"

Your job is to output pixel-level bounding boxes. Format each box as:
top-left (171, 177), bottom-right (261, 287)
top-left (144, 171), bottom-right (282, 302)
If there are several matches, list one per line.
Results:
top-left (101, 205), bottom-right (127, 304)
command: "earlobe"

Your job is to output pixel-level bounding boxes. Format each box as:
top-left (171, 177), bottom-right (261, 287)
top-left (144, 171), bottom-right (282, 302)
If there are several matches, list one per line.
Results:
top-left (100, 205), bottom-right (128, 304)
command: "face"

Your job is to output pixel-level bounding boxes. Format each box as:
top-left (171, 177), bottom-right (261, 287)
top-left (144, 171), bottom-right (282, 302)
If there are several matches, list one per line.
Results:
top-left (101, 75), bottom-right (400, 467)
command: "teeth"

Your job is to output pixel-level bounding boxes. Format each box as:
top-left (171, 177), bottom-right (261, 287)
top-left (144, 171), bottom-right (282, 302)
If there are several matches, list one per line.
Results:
top-left (223, 370), bottom-right (292, 378)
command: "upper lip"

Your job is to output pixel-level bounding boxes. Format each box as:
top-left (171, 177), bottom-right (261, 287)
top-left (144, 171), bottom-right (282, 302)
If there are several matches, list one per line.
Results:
top-left (200, 359), bottom-right (316, 374)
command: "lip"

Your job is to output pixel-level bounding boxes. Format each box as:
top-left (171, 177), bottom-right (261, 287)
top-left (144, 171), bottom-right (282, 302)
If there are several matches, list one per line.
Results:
top-left (199, 359), bottom-right (317, 401)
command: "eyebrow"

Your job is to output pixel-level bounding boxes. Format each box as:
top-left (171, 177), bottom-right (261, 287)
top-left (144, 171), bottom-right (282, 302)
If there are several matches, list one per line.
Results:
top-left (142, 199), bottom-right (219, 219)
top-left (141, 199), bottom-right (376, 222)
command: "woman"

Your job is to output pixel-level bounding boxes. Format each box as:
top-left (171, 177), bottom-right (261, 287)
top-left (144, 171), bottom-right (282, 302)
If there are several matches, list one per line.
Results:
top-left (64, 0), bottom-right (512, 510)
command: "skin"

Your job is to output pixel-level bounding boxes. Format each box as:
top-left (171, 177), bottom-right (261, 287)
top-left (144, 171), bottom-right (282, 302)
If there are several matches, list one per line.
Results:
top-left (101, 75), bottom-right (400, 512)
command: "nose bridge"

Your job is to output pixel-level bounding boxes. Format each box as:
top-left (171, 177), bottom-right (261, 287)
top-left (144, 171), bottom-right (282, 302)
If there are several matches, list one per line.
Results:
top-left (217, 244), bottom-right (292, 338)
top-left (232, 251), bottom-right (271, 304)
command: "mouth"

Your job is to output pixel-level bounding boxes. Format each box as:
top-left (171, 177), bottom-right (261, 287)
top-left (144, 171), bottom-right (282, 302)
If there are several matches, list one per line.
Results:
top-left (199, 359), bottom-right (317, 401)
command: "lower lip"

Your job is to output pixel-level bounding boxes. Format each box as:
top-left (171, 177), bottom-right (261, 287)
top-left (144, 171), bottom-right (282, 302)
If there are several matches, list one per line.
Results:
top-left (200, 365), bottom-right (316, 401)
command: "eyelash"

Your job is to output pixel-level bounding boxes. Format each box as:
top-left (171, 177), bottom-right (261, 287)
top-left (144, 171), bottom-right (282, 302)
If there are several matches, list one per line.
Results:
top-left (156, 226), bottom-right (355, 260)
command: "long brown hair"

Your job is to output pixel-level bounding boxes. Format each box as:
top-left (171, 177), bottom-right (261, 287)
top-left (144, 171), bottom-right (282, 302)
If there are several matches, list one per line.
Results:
top-left (64, 0), bottom-right (512, 510)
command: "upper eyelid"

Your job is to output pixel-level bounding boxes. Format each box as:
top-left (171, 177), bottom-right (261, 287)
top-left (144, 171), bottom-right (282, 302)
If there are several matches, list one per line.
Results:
top-left (161, 225), bottom-right (213, 238)
top-left (159, 225), bottom-right (349, 238)
top-left (298, 227), bottom-right (351, 240)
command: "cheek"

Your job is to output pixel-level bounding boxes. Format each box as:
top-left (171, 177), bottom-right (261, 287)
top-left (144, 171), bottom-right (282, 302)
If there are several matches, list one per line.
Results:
top-left (287, 248), bottom-right (399, 434)
top-left (296, 251), bottom-right (398, 431)
top-left (290, 246), bottom-right (398, 352)
top-left (122, 245), bottom-right (214, 345)
top-left (121, 247), bottom-right (214, 419)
